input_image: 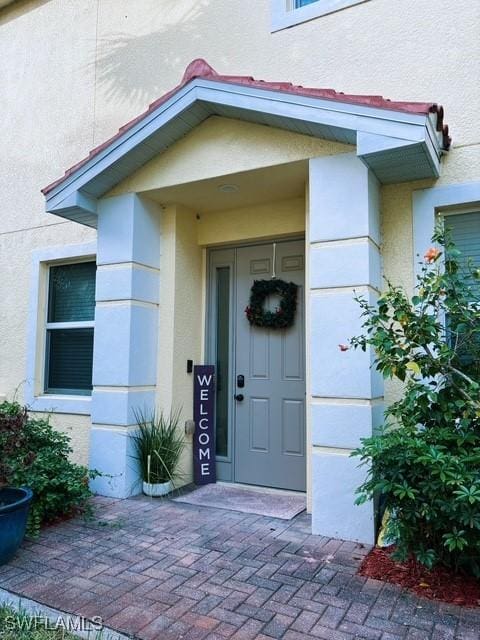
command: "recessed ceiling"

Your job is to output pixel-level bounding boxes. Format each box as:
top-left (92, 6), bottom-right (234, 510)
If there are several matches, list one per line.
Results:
top-left (145, 160), bottom-right (308, 213)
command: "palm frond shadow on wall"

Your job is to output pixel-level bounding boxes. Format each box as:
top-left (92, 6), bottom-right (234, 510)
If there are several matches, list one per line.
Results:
top-left (94, 0), bottom-right (219, 106)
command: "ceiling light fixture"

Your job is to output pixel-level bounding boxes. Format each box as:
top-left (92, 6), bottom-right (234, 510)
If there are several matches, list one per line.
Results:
top-left (218, 184), bottom-right (239, 193)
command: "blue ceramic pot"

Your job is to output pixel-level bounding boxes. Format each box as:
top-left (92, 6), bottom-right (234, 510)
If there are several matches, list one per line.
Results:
top-left (0, 487), bottom-right (33, 565)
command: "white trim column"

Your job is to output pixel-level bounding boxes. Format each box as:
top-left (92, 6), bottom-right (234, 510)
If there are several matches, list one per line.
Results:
top-left (89, 194), bottom-right (161, 498)
top-left (308, 152), bottom-right (383, 544)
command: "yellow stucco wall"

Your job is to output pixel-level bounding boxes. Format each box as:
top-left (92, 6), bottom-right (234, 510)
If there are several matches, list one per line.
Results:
top-left (0, 0), bottom-right (97, 460)
top-left (108, 117), bottom-right (351, 195)
top-left (0, 223), bottom-right (94, 464)
top-left (198, 198), bottom-right (305, 247)
top-left (88, 0), bottom-right (479, 151)
top-left (30, 412), bottom-right (92, 466)
top-left (169, 205), bottom-right (204, 484)
top-left (1, 0), bottom-right (479, 471)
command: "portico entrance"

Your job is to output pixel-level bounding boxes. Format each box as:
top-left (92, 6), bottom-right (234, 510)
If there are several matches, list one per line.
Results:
top-left (41, 59), bottom-right (448, 544)
top-left (208, 238), bottom-right (306, 492)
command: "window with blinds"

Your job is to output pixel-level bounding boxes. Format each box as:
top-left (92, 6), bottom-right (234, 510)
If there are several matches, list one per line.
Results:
top-left (45, 262), bottom-right (96, 395)
top-left (446, 211), bottom-right (480, 295)
top-left (444, 211), bottom-right (480, 367)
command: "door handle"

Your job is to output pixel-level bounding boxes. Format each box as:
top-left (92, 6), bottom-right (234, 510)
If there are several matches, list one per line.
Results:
top-left (234, 394), bottom-right (244, 402)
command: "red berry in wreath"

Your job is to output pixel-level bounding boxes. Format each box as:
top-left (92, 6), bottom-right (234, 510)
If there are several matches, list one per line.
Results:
top-left (245, 279), bottom-right (298, 329)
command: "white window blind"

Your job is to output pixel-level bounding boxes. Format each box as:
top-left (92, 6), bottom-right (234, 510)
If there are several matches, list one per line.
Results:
top-left (446, 211), bottom-right (480, 295)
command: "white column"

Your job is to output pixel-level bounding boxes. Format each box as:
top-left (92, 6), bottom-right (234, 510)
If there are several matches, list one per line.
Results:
top-left (308, 153), bottom-right (383, 544)
top-left (89, 194), bottom-right (161, 498)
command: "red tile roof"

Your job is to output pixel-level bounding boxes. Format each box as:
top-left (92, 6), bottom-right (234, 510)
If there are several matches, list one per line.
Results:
top-left (42, 59), bottom-right (450, 196)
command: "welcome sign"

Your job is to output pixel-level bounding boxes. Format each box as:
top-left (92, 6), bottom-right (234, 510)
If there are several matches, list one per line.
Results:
top-left (193, 365), bottom-right (216, 485)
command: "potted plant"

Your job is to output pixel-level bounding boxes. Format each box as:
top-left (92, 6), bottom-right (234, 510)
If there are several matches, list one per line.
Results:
top-left (132, 408), bottom-right (185, 497)
top-left (0, 400), bottom-right (96, 562)
top-left (0, 404), bottom-right (33, 565)
top-left (0, 487), bottom-right (33, 565)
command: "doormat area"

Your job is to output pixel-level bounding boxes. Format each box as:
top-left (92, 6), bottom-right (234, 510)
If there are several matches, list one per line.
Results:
top-left (172, 483), bottom-right (306, 520)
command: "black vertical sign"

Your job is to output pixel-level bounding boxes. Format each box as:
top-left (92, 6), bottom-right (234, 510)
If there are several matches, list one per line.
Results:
top-left (193, 365), bottom-right (216, 485)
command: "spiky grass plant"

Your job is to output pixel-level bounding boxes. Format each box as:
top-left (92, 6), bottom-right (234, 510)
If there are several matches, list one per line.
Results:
top-left (132, 408), bottom-right (185, 486)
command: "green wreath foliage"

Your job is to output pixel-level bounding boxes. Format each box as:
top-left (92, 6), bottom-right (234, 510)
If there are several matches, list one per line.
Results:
top-left (245, 279), bottom-right (298, 329)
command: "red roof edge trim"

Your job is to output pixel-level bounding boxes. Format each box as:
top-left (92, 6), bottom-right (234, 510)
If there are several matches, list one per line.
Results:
top-left (42, 59), bottom-right (450, 197)
top-left (428, 104), bottom-right (451, 149)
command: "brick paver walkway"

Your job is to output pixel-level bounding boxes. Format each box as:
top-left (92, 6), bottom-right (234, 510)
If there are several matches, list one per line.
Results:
top-left (0, 495), bottom-right (478, 640)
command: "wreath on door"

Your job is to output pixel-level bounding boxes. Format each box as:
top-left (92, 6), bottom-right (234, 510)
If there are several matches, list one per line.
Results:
top-left (245, 279), bottom-right (298, 329)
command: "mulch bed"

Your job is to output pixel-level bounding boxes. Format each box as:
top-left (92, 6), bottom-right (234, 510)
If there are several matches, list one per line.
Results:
top-left (359, 546), bottom-right (480, 608)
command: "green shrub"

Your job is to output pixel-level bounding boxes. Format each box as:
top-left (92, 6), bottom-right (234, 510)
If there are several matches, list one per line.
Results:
top-left (0, 401), bottom-right (98, 536)
top-left (350, 228), bottom-right (480, 576)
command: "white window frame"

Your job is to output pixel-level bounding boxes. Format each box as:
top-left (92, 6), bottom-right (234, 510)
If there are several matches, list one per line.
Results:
top-left (413, 187), bottom-right (480, 358)
top-left (44, 262), bottom-right (96, 396)
top-left (271, 0), bottom-right (370, 32)
top-left (26, 242), bottom-right (97, 415)
top-left (438, 206), bottom-right (480, 222)
top-left (438, 206), bottom-right (480, 277)
top-left (412, 182), bottom-right (480, 286)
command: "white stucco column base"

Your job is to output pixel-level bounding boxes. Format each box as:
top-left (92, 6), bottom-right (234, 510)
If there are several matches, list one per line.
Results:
top-left (89, 194), bottom-right (161, 498)
top-left (89, 425), bottom-right (140, 498)
top-left (308, 153), bottom-right (384, 544)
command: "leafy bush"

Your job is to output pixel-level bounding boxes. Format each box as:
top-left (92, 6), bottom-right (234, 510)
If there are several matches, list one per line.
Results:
top-left (350, 228), bottom-right (480, 576)
top-left (132, 408), bottom-right (185, 485)
top-left (0, 401), bottom-right (97, 536)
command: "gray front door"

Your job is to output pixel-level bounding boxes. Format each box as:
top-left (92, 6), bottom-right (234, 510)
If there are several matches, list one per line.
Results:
top-left (234, 240), bottom-right (306, 491)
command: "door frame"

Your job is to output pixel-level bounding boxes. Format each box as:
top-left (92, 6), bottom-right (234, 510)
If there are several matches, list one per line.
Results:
top-left (205, 235), bottom-right (306, 485)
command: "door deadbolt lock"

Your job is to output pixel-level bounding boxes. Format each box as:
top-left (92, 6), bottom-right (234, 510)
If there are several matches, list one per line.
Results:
top-left (237, 374), bottom-right (245, 388)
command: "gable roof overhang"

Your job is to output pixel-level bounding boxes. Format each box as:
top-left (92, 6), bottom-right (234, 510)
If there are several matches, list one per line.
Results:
top-left (42, 59), bottom-right (450, 228)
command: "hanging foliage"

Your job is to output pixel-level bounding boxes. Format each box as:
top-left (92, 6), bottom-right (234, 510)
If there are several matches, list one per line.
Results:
top-left (245, 279), bottom-right (298, 329)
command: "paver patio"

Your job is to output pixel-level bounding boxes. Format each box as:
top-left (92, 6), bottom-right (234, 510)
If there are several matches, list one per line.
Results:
top-left (0, 495), bottom-right (478, 640)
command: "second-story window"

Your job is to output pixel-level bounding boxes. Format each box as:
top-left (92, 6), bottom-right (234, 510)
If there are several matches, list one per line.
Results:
top-left (272, 0), bottom-right (368, 32)
top-left (295, 0), bottom-right (320, 6)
